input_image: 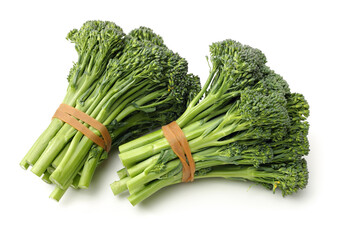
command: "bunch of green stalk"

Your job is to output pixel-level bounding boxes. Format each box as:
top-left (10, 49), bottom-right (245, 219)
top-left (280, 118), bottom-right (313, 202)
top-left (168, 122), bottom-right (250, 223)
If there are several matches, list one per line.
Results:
top-left (111, 40), bottom-right (310, 205)
top-left (20, 21), bottom-right (201, 201)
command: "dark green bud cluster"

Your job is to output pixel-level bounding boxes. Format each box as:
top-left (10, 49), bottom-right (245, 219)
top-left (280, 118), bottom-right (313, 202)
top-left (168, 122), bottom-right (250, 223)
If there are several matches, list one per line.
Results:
top-left (239, 90), bottom-right (290, 128)
top-left (264, 159), bottom-right (309, 196)
top-left (67, 62), bottom-right (78, 83)
top-left (210, 39), bottom-right (267, 70)
top-left (253, 67), bottom-right (291, 96)
top-left (209, 40), bottom-right (267, 93)
top-left (228, 142), bottom-right (274, 167)
top-left (67, 20), bottom-right (124, 56)
top-left (128, 26), bottom-right (166, 47)
top-left (271, 120), bottom-right (310, 159)
top-left (164, 74), bottom-right (201, 119)
top-left (65, 20), bottom-right (125, 88)
top-left (286, 93), bottom-right (310, 121)
top-left (244, 144), bottom-right (274, 167)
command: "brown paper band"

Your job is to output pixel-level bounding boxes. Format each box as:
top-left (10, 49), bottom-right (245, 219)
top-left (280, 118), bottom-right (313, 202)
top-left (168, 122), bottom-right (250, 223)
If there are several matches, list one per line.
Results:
top-left (162, 121), bottom-right (195, 182)
top-left (53, 104), bottom-right (111, 152)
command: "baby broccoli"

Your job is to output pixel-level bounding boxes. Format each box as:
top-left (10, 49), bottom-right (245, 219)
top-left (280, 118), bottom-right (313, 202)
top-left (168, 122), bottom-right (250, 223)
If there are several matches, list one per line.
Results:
top-left (112, 39), bottom-right (310, 205)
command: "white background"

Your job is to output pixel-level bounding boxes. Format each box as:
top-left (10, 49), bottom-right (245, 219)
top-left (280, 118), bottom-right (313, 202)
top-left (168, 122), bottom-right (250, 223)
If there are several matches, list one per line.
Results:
top-left (1, 0), bottom-right (347, 239)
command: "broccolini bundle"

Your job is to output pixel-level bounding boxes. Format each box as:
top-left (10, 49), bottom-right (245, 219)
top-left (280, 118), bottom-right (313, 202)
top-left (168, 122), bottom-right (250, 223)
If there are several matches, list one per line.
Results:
top-left (20, 21), bottom-right (201, 201)
top-left (111, 40), bottom-right (310, 205)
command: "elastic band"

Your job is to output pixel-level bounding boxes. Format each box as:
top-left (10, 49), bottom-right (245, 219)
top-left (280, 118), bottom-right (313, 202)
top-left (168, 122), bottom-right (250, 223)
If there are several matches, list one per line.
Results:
top-left (162, 121), bottom-right (195, 182)
top-left (53, 104), bottom-right (111, 152)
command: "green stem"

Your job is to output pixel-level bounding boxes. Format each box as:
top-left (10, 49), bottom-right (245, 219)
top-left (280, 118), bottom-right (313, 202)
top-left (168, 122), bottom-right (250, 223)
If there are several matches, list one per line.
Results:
top-left (52, 142), bottom-right (70, 168)
top-left (49, 186), bottom-right (68, 202)
top-left (114, 90), bottom-right (168, 123)
top-left (41, 171), bottom-right (52, 184)
top-left (78, 146), bottom-right (103, 189)
top-left (118, 128), bottom-right (164, 153)
top-left (71, 174), bottom-right (81, 189)
top-left (103, 81), bottom-right (151, 125)
top-left (128, 175), bottom-right (181, 206)
top-left (117, 168), bottom-right (128, 179)
top-left (50, 132), bottom-right (93, 188)
top-left (194, 165), bottom-right (257, 180)
top-left (126, 160), bottom-right (180, 194)
top-left (127, 154), bottom-right (159, 177)
top-left (23, 118), bottom-right (64, 167)
top-left (110, 176), bottom-right (131, 195)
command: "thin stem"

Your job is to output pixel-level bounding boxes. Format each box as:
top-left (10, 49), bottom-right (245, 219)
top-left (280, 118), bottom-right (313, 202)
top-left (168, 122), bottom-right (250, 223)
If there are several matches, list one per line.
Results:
top-left (128, 175), bottom-right (181, 206)
top-left (110, 176), bottom-right (131, 195)
top-left (78, 146), bottom-right (103, 189)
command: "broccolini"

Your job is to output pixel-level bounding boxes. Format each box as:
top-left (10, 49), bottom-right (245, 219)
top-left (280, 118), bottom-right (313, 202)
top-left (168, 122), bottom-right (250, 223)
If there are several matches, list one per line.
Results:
top-left (111, 39), bottom-right (310, 205)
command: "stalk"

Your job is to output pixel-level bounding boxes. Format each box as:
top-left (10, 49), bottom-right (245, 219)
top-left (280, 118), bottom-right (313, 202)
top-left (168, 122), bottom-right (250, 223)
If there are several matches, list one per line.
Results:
top-left (41, 171), bottom-right (52, 184)
top-left (50, 154), bottom-right (87, 200)
top-left (127, 160), bottom-right (180, 194)
top-left (50, 186), bottom-right (68, 202)
top-left (117, 168), bottom-right (128, 179)
top-left (50, 132), bottom-right (93, 188)
top-left (78, 146), bottom-right (103, 189)
top-left (52, 142), bottom-right (70, 168)
top-left (128, 176), bottom-right (181, 206)
top-left (71, 174), bottom-right (81, 189)
top-left (110, 176), bottom-right (131, 195)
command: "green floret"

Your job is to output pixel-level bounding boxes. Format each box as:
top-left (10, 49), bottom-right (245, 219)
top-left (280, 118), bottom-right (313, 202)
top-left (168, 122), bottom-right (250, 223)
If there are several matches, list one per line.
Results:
top-left (230, 143), bottom-right (274, 167)
top-left (257, 159), bottom-right (309, 196)
top-left (208, 40), bottom-right (268, 95)
top-left (271, 120), bottom-right (310, 160)
top-left (127, 26), bottom-right (166, 47)
top-left (286, 93), bottom-right (310, 121)
top-left (240, 90), bottom-right (289, 127)
top-left (253, 67), bottom-right (291, 96)
top-left (66, 21), bottom-right (125, 88)
top-left (209, 39), bottom-right (267, 73)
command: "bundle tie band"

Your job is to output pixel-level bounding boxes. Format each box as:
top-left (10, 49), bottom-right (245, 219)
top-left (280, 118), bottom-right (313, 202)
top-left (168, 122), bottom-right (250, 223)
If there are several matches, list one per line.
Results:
top-left (52, 104), bottom-right (111, 152)
top-left (162, 121), bottom-right (195, 182)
